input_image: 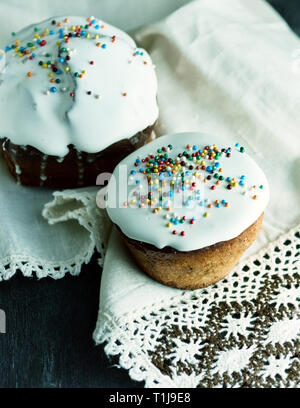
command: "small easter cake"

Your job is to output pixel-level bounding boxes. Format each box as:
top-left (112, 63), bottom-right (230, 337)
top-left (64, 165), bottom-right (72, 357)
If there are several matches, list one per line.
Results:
top-left (0, 16), bottom-right (158, 188)
top-left (105, 132), bottom-right (269, 289)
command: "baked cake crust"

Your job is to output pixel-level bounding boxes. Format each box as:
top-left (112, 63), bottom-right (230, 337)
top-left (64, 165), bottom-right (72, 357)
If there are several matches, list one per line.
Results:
top-left (0, 124), bottom-right (154, 188)
top-left (120, 213), bottom-right (264, 290)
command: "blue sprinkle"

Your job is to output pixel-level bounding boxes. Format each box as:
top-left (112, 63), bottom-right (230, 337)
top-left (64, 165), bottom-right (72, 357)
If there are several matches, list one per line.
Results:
top-left (185, 200), bottom-right (191, 207)
top-left (221, 199), bottom-right (226, 204)
top-left (226, 177), bottom-right (231, 182)
top-left (206, 166), bottom-right (213, 172)
top-left (235, 143), bottom-right (240, 147)
top-left (239, 180), bottom-right (245, 186)
top-left (56, 69), bottom-right (62, 75)
top-left (169, 191), bottom-right (173, 197)
top-left (50, 30), bottom-right (55, 35)
top-left (5, 46), bottom-right (10, 51)
top-left (135, 159), bottom-right (140, 164)
top-left (216, 203), bottom-right (221, 208)
top-left (81, 31), bottom-right (86, 36)
top-left (139, 168), bottom-right (143, 173)
top-left (101, 44), bottom-right (107, 49)
top-left (95, 25), bottom-right (100, 29)
top-left (50, 87), bottom-right (57, 93)
top-left (170, 217), bottom-right (175, 223)
top-left (92, 19), bottom-right (97, 24)
top-left (174, 220), bottom-right (179, 225)
top-left (31, 53), bottom-right (36, 58)
top-left (199, 201), bottom-right (204, 206)
top-left (135, 180), bottom-right (140, 184)
top-left (59, 28), bottom-right (64, 33)
top-left (215, 161), bottom-right (220, 168)
top-left (240, 175), bottom-right (246, 180)
top-left (59, 57), bottom-right (65, 63)
top-left (59, 33), bottom-right (64, 39)
top-left (19, 46), bottom-right (25, 51)
top-left (193, 145), bottom-right (197, 150)
top-left (181, 186), bottom-right (185, 191)
top-left (192, 216), bottom-right (196, 220)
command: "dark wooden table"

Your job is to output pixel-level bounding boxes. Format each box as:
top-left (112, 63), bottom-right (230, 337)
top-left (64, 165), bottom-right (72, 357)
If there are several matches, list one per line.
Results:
top-left (0, 0), bottom-right (299, 388)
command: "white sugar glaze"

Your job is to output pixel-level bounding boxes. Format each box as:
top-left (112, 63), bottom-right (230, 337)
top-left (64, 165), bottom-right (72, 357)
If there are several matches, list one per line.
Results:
top-left (0, 16), bottom-right (158, 156)
top-left (106, 133), bottom-right (269, 251)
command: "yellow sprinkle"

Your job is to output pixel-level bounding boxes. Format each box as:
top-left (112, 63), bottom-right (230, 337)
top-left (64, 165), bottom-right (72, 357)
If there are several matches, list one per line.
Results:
top-left (166, 222), bottom-right (171, 228)
top-left (65, 67), bottom-right (70, 72)
top-left (48, 73), bottom-right (53, 77)
top-left (56, 41), bottom-right (61, 46)
top-left (94, 34), bottom-right (99, 39)
top-left (82, 70), bottom-right (86, 74)
top-left (14, 48), bottom-right (19, 53)
top-left (15, 40), bottom-right (20, 44)
top-left (204, 212), bottom-right (210, 218)
top-left (71, 26), bottom-right (75, 31)
top-left (42, 63), bottom-right (48, 68)
top-left (45, 29), bottom-right (49, 34)
top-left (86, 33), bottom-right (90, 38)
top-left (18, 53), bottom-right (24, 58)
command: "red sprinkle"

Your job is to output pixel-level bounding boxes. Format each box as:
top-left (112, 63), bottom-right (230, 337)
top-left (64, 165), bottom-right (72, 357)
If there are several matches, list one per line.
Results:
top-left (40, 40), bottom-right (47, 47)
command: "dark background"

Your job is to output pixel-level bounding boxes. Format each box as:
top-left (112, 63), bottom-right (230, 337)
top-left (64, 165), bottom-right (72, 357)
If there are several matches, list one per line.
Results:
top-left (0, 0), bottom-right (299, 388)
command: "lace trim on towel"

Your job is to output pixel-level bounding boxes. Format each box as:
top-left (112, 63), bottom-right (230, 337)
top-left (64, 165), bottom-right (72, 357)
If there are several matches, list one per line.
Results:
top-left (0, 190), bottom-right (109, 281)
top-left (0, 252), bottom-right (93, 281)
top-left (94, 225), bottom-right (300, 388)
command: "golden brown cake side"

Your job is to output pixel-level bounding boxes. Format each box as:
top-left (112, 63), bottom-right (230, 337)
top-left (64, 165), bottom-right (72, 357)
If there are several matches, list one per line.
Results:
top-left (120, 213), bottom-right (264, 290)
